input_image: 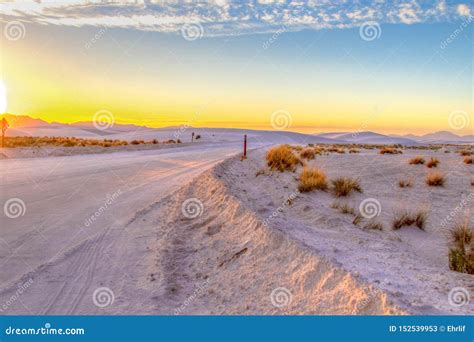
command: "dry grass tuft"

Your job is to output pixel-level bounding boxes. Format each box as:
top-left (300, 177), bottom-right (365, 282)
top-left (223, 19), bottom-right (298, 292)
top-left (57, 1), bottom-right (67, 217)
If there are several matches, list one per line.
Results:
top-left (448, 222), bottom-right (474, 274)
top-left (298, 167), bottom-right (328, 192)
top-left (380, 147), bottom-right (402, 155)
top-left (409, 156), bottom-right (425, 165)
top-left (331, 177), bottom-right (362, 197)
top-left (459, 150), bottom-right (473, 156)
top-left (364, 220), bottom-right (384, 231)
top-left (398, 179), bottom-right (412, 188)
top-left (300, 148), bottom-right (316, 160)
top-left (392, 210), bottom-right (427, 230)
top-left (3, 136), bottom-right (130, 148)
top-left (349, 148), bottom-right (360, 153)
top-left (426, 157), bottom-right (440, 168)
top-left (266, 145), bottom-right (301, 172)
top-left (426, 172), bottom-right (445, 186)
top-left (331, 202), bottom-right (355, 215)
top-left (464, 157), bottom-right (474, 164)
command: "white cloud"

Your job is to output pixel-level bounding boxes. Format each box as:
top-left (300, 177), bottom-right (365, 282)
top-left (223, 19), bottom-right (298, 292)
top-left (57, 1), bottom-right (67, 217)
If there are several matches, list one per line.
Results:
top-left (457, 4), bottom-right (471, 16)
top-left (0, 0), bottom-right (470, 37)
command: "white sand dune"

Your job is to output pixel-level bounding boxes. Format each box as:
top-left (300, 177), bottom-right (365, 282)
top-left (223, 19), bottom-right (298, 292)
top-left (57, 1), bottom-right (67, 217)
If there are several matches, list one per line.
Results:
top-left (1, 141), bottom-right (472, 315)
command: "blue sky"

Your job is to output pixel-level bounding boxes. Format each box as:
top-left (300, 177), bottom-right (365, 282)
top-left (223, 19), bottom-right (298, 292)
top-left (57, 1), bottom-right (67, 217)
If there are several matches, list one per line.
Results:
top-left (0, 1), bottom-right (472, 134)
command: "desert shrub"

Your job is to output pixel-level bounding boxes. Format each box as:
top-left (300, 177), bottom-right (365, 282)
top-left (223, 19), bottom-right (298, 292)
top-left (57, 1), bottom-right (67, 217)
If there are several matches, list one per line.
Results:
top-left (195, 134), bottom-right (201, 140)
top-left (300, 148), bottom-right (316, 160)
top-left (349, 149), bottom-right (360, 153)
top-left (398, 179), bottom-right (412, 188)
top-left (152, 139), bottom-right (158, 144)
top-left (298, 167), bottom-right (328, 192)
top-left (464, 157), bottom-right (474, 164)
top-left (364, 220), bottom-right (384, 231)
top-left (426, 172), bottom-right (445, 186)
top-left (448, 222), bottom-right (474, 274)
top-left (459, 150), bottom-right (473, 156)
top-left (426, 158), bottom-right (439, 168)
top-left (331, 177), bottom-right (362, 197)
top-left (409, 156), bottom-right (425, 165)
top-left (392, 211), bottom-right (426, 230)
top-left (380, 147), bottom-right (402, 155)
top-left (266, 145), bottom-right (301, 172)
top-left (331, 202), bottom-right (355, 215)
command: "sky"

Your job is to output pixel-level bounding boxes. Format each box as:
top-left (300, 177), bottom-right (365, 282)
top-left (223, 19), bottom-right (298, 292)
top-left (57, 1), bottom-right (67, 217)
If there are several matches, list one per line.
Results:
top-left (0, 0), bottom-right (472, 135)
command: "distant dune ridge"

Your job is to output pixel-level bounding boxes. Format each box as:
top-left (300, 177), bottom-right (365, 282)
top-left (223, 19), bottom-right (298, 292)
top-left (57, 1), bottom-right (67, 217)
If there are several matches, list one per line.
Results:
top-left (1, 114), bottom-right (473, 145)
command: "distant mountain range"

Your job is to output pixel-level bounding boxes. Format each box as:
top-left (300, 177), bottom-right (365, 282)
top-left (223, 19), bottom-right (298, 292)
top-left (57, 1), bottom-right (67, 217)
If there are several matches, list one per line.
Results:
top-left (1, 114), bottom-right (473, 145)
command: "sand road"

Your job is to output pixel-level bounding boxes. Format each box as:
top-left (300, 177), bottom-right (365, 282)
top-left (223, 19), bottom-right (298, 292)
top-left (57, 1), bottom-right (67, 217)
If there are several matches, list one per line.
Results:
top-left (0, 143), bottom-right (242, 314)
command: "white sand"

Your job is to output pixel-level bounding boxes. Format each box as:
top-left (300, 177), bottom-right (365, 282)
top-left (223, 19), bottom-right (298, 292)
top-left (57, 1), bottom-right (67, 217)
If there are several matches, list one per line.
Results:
top-left (0, 142), bottom-right (472, 315)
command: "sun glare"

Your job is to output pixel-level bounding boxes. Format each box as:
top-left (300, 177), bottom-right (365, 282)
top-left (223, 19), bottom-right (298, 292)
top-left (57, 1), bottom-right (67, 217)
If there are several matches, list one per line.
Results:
top-left (0, 80), bottom-right (7, 113)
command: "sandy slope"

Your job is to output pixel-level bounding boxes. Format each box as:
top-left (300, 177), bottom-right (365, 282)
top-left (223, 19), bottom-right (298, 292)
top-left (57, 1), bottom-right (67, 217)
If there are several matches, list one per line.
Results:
top-left (0, 143), bottom-right (241, 314)
top-left (1, 144), bottom-right (472, 315)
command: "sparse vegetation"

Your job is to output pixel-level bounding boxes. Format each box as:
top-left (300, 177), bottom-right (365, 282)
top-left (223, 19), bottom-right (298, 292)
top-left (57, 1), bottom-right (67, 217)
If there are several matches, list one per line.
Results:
top-left (2, 136), bottom-right (131, 148)
top-left (266, 145), bottom-right (301, 172)
top-left (392, 210), bottom-right (427, 230)
top-left (300, 148), bottom-right (316, 160)
top-left (464, 157), bottom-right (474, 164)
top-left (426, 157), bottom-right (439, 168)
top-left (331, 201), bottom-right (355, 215)
top-left (426, 172), bottom-right (445, 186)
top-left (331, 177), bottom-right (362, 197)
top-left (409, 156), bottom-right (425, 165)
top-left (398, 179), bottom-right (412, 188)
top-left (349, 148), bottom-right (360, 153)
top-left (364, 220), bottom-right (384, 231)
top-left (459, 150), bottom-right (473, 156)
top-left (380, 147), bottom-right (402, 155)
top-left (298, 167), bottom-right (328, 192)
top-left (448, 222), bottom-right (474, 275)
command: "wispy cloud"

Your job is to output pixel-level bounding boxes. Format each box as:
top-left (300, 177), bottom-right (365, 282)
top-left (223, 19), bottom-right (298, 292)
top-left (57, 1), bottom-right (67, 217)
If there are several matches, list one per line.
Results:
top-left (0, 0), bottom-right (472, 36)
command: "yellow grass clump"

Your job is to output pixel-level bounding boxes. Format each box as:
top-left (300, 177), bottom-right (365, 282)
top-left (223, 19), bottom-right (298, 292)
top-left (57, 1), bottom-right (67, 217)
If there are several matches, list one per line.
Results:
top-left (300, 148), bottom-right (316, 160)
top-left (426, 172), bottom-right (445, 186)
top-left (298, 167), bottom-right (328, 192)
top-left (464, 157), bottom-right (474, 164)
top-left (331, 177), bottom-right (362, 197)
top-left (266, 145), bottom-right (301, 172)
top-left (409, 156), bottom-right (425, 165)
top-left (448, 222), bottom-right (474, 275)
top-left (426, 157), bottom-right (440, 168)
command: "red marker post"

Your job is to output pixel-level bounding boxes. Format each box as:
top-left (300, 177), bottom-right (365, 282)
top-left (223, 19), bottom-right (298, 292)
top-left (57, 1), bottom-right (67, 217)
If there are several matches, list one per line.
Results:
top-left (243, 134), bottom-right (247, 158)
